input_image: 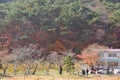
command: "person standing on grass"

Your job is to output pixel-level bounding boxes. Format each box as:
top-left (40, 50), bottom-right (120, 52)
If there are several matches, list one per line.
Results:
top-left (82, 69), bottom-right (86, 75)
top-left (86, 69), bottom-right (89, 76)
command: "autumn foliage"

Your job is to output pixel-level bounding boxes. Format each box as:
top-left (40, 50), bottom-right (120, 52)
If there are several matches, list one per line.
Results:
top-left (52, 41), bottom-right (67, 52)
top-left (0, 34), bottom-right (12, 51)
top-left (77, 43), bottom-right (109, 66)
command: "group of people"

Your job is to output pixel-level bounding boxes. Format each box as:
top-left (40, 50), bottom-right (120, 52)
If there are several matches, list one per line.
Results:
top-left (82, 69), bottom-right (89, 76)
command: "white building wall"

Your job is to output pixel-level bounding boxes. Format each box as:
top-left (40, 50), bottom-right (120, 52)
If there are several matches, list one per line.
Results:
top-left (96, 49), bottom-right (120, 69)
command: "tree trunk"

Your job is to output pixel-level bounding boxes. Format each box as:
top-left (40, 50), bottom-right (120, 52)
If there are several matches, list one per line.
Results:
top-left (3, 65), bottom-right (9, 76)
top-left (25, 66), bottom-right (30, 75)
top-left (27, 66), bottom-right (30, 75)
top-left (66, 68), bottom-right (69, 73)
top-left (77, 71), bottom-right (79, 76)
top-left (14, 63), bottom-right (17, 75)
top-left (59, 66), bottom-right (63, 74)
top-left (91, 66), bottom-right (94, 70)
top-left (46, 64), bottom-right (51, 75)
top-left (3, 69), bottom-right (6, 76)
top-left (32, 64), bottom-right (38, 75)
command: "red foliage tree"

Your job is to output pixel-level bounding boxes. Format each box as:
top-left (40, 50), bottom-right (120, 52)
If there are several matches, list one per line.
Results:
top-left (52, 40), bottom-right (67, 52)
top-left (0, 34), bottom-right (12, 51)
top-left (77, 43), bottom-right (109, 66)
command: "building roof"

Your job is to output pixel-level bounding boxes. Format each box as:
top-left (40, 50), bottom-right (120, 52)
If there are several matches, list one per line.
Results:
top-left (94, 49), bottom-right (120, 51)
top-left (99, 58), bottom-right (120, 62)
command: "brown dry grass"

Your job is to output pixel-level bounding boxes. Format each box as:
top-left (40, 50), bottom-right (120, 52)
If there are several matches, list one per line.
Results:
top-left (0, 75), bottom-right (120, 80)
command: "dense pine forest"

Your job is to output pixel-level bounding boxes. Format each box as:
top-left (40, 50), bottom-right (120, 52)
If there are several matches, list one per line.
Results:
top-left (0, 0), bottom-right (120, 53)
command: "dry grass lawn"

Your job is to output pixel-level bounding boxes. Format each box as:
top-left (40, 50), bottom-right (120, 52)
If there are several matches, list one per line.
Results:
top-left (1, 75), bottom-right (120, 80)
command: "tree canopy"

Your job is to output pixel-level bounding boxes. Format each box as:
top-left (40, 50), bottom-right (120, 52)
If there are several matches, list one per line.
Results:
top-left (0, 0), bottom-right (120, 51)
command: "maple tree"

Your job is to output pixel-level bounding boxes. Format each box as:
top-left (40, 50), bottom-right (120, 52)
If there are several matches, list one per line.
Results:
top-left (77, 43), bottom-right (109, 66)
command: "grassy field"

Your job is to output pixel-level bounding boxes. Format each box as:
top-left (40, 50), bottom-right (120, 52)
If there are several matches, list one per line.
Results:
top-left (1, 75), bottom-right (120, 80)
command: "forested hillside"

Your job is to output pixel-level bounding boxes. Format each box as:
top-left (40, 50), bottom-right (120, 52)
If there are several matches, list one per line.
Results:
top-left (0, 0), bottom-right (13, 3)
top-left (0, 0), bottom-right (120, 53)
